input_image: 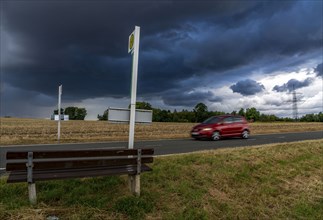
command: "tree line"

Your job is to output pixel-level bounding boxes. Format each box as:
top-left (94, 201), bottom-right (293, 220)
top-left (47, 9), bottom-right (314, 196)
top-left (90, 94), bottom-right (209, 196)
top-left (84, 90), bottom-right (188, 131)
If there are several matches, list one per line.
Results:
top-left (97, 102), bottom-right (323, 123)
top-left (53, 103), bottom-right (323, 122)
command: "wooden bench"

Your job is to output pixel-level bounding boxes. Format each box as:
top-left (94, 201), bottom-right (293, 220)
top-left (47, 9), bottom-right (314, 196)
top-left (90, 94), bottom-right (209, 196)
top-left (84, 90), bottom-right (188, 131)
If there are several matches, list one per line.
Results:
top-left (5, 148), bottom-right (154, 204)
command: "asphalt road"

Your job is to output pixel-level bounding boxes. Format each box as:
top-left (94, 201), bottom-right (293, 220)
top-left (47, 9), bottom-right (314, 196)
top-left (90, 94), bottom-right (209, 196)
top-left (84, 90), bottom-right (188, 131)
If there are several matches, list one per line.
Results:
top-left (0, 131), bottom-right (322, 174)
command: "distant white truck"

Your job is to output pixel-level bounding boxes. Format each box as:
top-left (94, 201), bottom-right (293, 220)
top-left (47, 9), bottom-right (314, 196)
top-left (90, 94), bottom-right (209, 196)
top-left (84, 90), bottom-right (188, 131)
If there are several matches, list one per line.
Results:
top-left (51, 115), bottom-right (69, 121)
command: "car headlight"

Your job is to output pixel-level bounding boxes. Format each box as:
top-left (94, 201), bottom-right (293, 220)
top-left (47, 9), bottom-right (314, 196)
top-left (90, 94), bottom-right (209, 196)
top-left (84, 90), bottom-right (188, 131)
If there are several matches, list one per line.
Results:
top-left (201, 128), bottom-right (212, 131)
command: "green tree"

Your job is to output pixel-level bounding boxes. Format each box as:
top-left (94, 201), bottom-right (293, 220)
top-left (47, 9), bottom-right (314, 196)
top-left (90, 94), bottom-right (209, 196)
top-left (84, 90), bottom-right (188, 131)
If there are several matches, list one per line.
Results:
top-left (177, 109), bottom-right (194, 122)
top-left (54, 108), bottom-right (64, 115)
top-left (238, 108), bottom-right (245, 117)
top-left (194, 103), bottom-right (208, 112)
top-left (194, 103), bottom-right (208, 122)
top-left (153, 108), bottom-right (172, 122)
top-left (319, 112), bottom-right (323, 122)
top-left (172, 109), bottom-right (179, 122)
top-left (75, 108), bottom-right (87, 120)
top-left (259, 114), bottom-right (279, 122)
top-left (128, 102), bottom-right (152, 110)
top-left (246, 107), bottom-right (260, 122)
top-left (63, 107), bottom-right (87, 120)
top-left (64, 107), bottom-right (77, 119)
top-left (300, 112), bottom-right (323, 122)
top-left (98, 109), bottom-right (109, 121)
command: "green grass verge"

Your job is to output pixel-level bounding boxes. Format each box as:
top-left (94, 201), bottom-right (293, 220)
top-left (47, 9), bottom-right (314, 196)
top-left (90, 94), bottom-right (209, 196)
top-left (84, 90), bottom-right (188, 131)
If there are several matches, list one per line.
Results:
top-left (1, 139), bottom-right (322, 219)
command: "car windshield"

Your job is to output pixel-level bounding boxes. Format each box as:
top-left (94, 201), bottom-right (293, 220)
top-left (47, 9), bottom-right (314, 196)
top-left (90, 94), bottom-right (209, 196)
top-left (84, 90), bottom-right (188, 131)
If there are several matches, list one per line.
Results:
top-left (202, 116), bottom-right (221, 124)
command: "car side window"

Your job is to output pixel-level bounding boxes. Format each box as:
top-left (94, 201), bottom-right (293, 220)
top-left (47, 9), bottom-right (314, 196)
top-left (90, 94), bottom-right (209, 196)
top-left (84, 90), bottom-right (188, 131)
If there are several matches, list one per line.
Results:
top-left (223, 117), bottom-right (233, 124)
top-left (233, 117), bottom-right (243, 123)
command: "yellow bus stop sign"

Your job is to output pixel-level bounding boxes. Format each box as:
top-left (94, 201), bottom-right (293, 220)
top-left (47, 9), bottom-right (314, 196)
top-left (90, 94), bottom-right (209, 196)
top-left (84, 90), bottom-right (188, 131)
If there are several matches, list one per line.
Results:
top-left (128, 32), bottom-right (135, 53)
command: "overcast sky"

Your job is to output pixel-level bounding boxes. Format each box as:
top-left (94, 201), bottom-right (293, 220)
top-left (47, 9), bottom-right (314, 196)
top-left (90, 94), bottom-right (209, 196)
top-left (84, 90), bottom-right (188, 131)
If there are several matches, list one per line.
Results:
top-left (1, 0), bottom-right (322, 120)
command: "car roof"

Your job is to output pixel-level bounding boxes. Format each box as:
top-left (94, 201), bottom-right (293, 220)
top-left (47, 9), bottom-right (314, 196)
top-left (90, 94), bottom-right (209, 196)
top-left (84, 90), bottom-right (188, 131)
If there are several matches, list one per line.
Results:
top-left (215, 115), bottom-right (243, 118)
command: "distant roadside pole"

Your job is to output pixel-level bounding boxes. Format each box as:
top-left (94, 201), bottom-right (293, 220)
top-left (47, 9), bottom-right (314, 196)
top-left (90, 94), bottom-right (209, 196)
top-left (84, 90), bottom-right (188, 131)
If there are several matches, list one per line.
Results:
top-left (57, 85), bottom-right (62, 144)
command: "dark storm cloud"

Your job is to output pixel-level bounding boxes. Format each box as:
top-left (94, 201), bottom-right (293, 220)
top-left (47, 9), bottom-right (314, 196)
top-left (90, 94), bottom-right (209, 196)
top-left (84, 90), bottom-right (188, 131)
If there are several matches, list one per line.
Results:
top-left (315, 63), bottom-right (322, 77)
top-left (273, 77), bottom-right (314, 92)
top-left (162, 90), bottom-right (221, 107)
top-left (1, 0), bottom-right (322, 109)
top-left (0, 83), bottom-right (55, 117)
top-left (230, 79), bottom-right (265, 96)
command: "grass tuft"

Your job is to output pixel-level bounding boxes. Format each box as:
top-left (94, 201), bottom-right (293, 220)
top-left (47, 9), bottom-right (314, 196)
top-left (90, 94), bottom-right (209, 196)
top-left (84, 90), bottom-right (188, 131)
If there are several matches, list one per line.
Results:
top-left (114, 195), bottom-right (154, 220)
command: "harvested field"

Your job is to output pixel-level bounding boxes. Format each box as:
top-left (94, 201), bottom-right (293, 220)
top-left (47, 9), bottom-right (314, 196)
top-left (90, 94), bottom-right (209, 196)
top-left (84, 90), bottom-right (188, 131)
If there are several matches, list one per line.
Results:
top-left (0, 117), bottom-right (322, 145)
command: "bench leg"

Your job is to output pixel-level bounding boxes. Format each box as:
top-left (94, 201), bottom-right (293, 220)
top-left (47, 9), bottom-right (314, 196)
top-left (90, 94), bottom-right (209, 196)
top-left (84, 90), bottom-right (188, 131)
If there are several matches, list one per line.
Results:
top-left (134, 174), bottom-right (140, 196)
top-left (28, 183), bottom-right (37, 205)
top-left (128, 175), bottom-right (140, 196)
top-left (128, 175), bottom-right (135, 193)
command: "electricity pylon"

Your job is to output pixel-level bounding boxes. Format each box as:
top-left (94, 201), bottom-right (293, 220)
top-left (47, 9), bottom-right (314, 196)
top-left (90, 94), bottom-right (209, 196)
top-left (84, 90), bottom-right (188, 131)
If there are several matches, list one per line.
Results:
top-left (287, 85), bottom-right (303, 121)
top-left (292, 87), bottom-right (298, 121)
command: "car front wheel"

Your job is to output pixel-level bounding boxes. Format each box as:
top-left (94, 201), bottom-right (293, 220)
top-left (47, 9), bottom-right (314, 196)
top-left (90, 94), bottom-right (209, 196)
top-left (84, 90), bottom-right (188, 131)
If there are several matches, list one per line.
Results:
top-left (242, 130), bottom-right (249, 139)
top-left (212, 131), bottom-right (221, 141)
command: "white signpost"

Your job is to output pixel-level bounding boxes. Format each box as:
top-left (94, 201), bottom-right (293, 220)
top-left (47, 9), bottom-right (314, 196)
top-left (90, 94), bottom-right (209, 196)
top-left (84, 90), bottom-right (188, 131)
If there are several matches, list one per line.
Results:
top-left (106, 26), bottom-right (146, 195)
top-left (57, 85), bottom-right (62, 144)
top-left (128, 26), bottom-right (140, 150)
top-left (128, 26), bottom-right (141, 195)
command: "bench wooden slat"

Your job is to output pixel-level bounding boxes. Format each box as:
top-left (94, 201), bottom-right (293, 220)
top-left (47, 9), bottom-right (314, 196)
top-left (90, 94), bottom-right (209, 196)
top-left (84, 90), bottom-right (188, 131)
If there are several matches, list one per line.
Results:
top-left (7, 164), bottom-right (152, 183)
top-left (6, 148), bottom-right (154, 159)
top-left (6, 157), bottom-right (153, 171)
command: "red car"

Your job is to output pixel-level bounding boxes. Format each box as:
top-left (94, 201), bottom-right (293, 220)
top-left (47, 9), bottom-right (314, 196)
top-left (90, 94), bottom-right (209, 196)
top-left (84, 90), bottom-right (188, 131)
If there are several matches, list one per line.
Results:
top-left (191, 115), bottom-right (250, 141)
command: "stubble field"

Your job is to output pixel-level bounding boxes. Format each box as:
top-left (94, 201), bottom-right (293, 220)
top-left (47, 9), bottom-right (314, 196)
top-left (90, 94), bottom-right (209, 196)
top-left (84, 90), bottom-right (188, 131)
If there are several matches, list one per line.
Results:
top-left (1, 118), bottom-right (322, 146)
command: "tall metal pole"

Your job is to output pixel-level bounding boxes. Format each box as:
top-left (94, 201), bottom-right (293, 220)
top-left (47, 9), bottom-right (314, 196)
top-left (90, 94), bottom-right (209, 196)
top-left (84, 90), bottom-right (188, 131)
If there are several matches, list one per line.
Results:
top-left (128, 26), bottom-right (140, 149)
top-left (58, 85), bottom-right (62, 143)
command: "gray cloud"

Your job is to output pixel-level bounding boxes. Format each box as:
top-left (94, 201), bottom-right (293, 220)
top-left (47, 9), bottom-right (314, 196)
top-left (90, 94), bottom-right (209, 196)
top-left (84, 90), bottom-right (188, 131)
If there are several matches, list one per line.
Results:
top-left (265, 100), bottom-right (284, 107)
top-left (230, 79), bottom-right (265, 96)
top-left (0, 83), bottom-right (56, 117)
top-left (162, 90), bottom-right (221, 107)
top-left (314, 63), bottom-right (322, 77)
top-left (273, 77), bottom-right (314, 92)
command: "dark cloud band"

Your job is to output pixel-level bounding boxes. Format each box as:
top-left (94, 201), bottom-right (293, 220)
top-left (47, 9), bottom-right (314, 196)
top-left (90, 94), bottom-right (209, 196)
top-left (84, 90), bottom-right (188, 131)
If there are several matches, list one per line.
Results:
top-left (1, 1), bottom-right (322, 115)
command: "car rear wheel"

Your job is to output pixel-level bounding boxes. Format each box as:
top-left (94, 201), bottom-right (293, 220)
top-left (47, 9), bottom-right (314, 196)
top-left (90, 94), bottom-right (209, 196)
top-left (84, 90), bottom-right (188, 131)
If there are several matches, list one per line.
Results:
top-left (212, 131), bottom-right (221, 141)
top-left (242, 130), bottom-right (249, 139)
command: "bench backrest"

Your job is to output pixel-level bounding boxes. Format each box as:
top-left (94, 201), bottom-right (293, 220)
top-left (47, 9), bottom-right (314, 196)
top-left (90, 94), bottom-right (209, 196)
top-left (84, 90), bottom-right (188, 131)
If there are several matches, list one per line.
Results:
top-left (6, 148), bottom-right (154, 204)
top-left (6, 148), bottom-right (154, 171)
